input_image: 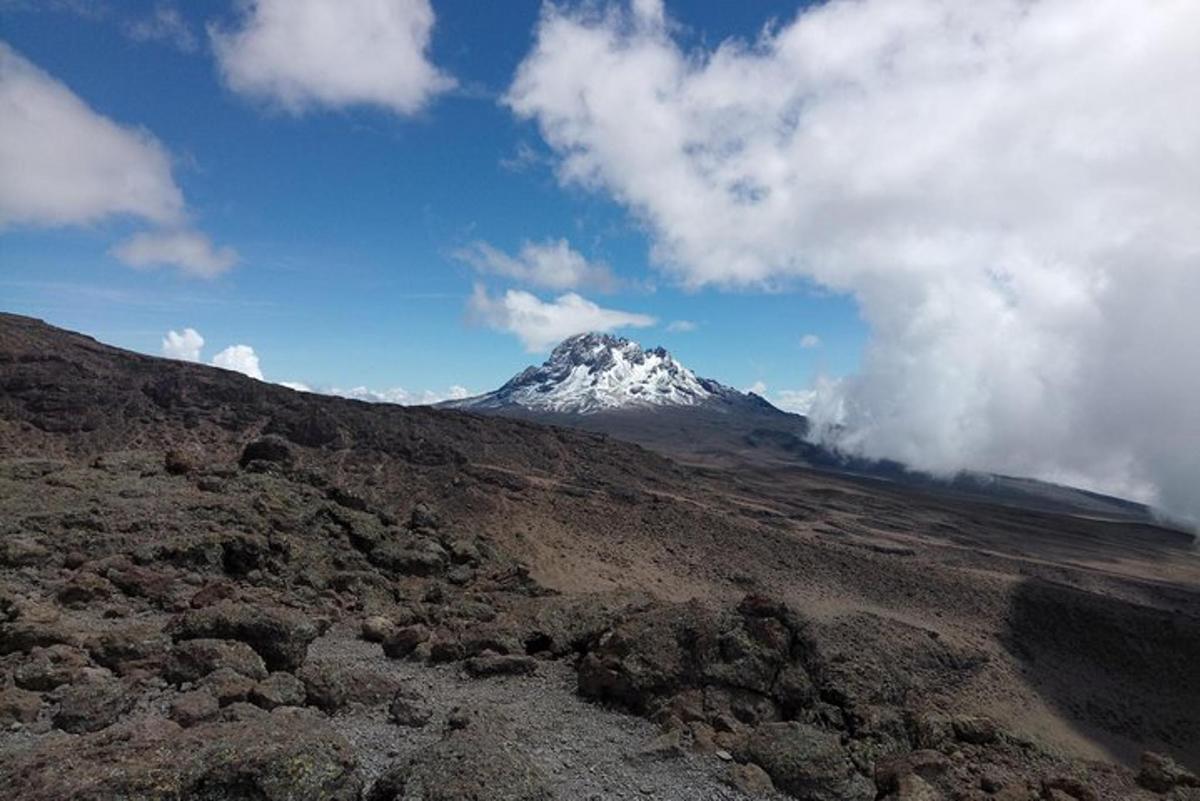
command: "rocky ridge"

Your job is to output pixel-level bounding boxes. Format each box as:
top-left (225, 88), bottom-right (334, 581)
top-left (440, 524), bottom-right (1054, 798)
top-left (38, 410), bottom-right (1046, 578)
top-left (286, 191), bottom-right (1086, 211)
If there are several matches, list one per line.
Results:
top-left (1, 313), bottom-right (1198, 800)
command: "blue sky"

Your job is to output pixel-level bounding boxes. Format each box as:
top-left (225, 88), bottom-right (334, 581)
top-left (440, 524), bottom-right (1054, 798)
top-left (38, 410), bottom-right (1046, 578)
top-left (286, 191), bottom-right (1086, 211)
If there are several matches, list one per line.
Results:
top-left (4, 0), bottom-right (1197, 518)
top-left (0, 0), bottom-right (864, 404)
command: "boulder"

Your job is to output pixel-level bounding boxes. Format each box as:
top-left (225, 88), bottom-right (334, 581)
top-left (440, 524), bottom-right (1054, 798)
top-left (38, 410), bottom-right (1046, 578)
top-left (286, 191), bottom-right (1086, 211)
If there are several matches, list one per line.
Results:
top-left (875, 751), bottom-right (951, 796)
top-left (0, 685), bottom-right (41, 724)
top-left (170, 689), bottom-right (220, 727)
top-left (88, 622), bottom-right (170, 675)
top-left (577, 596), bottom-right (809, 720)
top-left (735, 721), bottom-right (874, 801)
top-left (369, 540), bottom-right (448, 576)
top-left (170, 601), bottom-right (318, 671)
top-left (725, 762), bottom-right (776, 795)
top-left (361, 615), bottom-right (396, 643)
top-left (2, 707), bottom-right (361, 800)
top-left (164, 637), bottom-right (268, 683)
top-left (382, 624), bottom-right (431, 658)
top-left (252, 672), bottom-right (308, 710)
top-left (1138, 752), bottom-right (1199, 793)
top-left (52, 674), bottom-right (134, 733)
top-left (201, 667), bottom-right (257, 706)
top-left (239, 435), bottom-right (294, 468)
top-left (297, 661), bottom-right (401, 712)
top-left (56, 572), bottom-right (114, 607)
top-left (14, 643), bottom-right (91, 690)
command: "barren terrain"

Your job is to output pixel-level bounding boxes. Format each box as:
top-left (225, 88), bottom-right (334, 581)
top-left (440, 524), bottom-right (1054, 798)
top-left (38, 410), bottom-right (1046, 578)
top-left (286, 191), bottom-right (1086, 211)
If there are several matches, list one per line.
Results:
top-left (1, 312), bottom-right (1197, 800)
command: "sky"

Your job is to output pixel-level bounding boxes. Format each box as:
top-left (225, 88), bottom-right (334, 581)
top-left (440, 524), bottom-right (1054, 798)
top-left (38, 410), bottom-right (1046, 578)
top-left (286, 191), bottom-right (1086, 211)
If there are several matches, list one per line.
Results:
top-left (1, 0), bottom-right (1198, 523)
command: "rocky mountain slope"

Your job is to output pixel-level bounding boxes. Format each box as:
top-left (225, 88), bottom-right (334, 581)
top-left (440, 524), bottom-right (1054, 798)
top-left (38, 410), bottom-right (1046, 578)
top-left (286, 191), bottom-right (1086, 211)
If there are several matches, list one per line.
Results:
top-left (445, 332), bottom-right (1158, 526)
top-left (445, 332), bottom-right (772, 415)
top-left (1, 312), bottom-right (1198, 801)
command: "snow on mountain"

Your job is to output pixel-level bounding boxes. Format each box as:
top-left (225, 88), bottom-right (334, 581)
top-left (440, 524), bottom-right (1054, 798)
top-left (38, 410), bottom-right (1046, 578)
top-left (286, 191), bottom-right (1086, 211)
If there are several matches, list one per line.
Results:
top-left (446, 332), bottom-right (757, 415)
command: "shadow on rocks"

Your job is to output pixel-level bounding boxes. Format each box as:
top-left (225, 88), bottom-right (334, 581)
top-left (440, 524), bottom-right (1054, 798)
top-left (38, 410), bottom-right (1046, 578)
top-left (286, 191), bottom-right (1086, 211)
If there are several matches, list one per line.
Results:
top-left (1004, 577), bottom-right (1200, 769)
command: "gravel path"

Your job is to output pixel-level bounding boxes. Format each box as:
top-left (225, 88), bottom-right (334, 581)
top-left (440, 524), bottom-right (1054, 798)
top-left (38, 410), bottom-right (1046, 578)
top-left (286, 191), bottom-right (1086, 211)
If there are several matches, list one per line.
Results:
top-left (311, 625), bottom-right (780, 800)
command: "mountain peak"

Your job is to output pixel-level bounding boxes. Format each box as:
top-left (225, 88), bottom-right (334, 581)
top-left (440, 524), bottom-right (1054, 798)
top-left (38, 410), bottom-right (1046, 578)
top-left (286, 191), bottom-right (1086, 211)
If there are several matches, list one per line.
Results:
top-left (447, 331), bottom-right (743, 415)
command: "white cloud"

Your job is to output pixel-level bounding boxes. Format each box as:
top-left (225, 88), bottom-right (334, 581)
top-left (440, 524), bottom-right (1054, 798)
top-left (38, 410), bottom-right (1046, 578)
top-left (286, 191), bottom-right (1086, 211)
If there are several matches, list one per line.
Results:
top-left (210, 0), bottom-right (454, 115)
top-left (744, 380), bottom-right (767, 396)
top-left (772, 389), bottom-right (818, 416)
top-left (509, 0), bottom-right (1200, 520)
top-left (211, 344), bottom-right (263, 380)
top-left (666, 319), bottom-right (697, 333)
top-left (124, 5), bottom-right (197, 52)
top-left (328, 384), bottom-right (469, 405)
top-left (799, 334), bottom-right (821, 349)
top-left (278, 380), bottom-right (311, 392)
top-left (454, 238), bottom-right (618, 292)
top-left (161, 327), bottom-right (204, 361)
top-left (111, 230), bottom-right (238, 278)
top-left (0, 42), bottom-right (184, 228)
top-left (468, 284), bottom-right (655, 351)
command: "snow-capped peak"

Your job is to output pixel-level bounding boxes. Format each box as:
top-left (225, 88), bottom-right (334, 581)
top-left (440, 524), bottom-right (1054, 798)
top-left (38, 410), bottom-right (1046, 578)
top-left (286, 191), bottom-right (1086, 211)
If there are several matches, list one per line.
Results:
top-left (448, 332), bottom-right (741, 414)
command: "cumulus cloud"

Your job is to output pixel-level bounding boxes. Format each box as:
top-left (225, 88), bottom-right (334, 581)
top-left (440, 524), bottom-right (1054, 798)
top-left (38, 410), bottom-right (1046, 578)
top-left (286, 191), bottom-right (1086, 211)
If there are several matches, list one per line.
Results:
top-left (161, 327), bottom-right (204, 361)
top-left (210, 0), bottom-right (454, 115)
top-left (799, 334), bottom-right (821, 349)
top-left (111, 230), bottom-right (238, 278)
top-left (773, 389), bottom-right (818, 416)
top-left (468, 284), bottom-right (655, 351)
top-left (124, 5), bottom-right (197, 52)
top-left (0, 41), bottom-right (184, 228)
top-left (454, 238), bottom-right (618, 292)
top-left (508, 0), bottom-right (1200, 519)
top-left (743, 380), bottom-right (817, 416)
top-left (666, 320), bottom-right (697, 333)
top-left (211, 344), bottom-right (263, 380)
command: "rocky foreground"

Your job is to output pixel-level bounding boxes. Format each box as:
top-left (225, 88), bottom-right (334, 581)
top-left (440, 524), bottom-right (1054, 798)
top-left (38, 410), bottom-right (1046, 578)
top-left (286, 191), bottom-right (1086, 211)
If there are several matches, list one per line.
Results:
top-left (1, 313), bottom-right (1198, 801)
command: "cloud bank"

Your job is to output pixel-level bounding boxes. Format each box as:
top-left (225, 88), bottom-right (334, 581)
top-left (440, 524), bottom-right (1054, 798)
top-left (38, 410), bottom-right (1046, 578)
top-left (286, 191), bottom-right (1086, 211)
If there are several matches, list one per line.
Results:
top-left (508, 0), bottom-right (1200, 519)
top-left (468, 284), bottom-right (655, 351)
top-left (455, 238), bottom-right (619, 292)
top-left (211, 0), bottom-right (454, 115)
top-left (326, 385), bottom-right (469, 406)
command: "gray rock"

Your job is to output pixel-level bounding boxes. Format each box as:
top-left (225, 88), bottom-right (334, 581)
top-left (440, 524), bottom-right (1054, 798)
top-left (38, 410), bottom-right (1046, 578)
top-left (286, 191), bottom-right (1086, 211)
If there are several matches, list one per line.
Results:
top-left (164, 637), bottom-right (268, 683)
top-left (252, 671), bottom-right (308, 709)
top-left (388, 689), bottom-right (432, 728)
top-left (735, 721), bottom-right (874, 801)
top-left (170, 601), bottom-right (318, 672)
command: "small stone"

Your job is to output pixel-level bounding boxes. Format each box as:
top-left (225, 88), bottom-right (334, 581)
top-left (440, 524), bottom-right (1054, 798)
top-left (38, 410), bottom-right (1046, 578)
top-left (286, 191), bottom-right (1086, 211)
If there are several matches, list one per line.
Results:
top-left (361, 616), bottom-right (395, 643)
top-left (725, 763), bottom-right (775, 795)
top-left (388, 689), bottom-right (432, 728)
top-left (464, 653), bottom-right (537, 678)
top-left (381, 624), bottom-right (430, 659)
top-left (716, 750), bottom-right (733, 762)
